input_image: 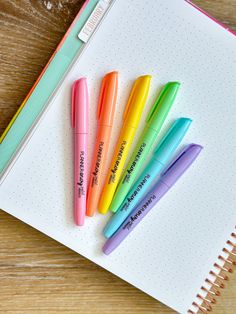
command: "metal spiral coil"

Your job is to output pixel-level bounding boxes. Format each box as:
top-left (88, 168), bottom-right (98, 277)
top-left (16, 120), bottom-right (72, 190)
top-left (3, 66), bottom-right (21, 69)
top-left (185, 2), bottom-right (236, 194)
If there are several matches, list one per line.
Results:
top-left (188, 228), bottom-right (236, 314)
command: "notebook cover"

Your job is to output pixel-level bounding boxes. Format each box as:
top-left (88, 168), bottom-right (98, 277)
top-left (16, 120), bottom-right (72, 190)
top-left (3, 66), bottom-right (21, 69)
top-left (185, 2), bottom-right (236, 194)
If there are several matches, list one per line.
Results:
top-left (0, 0), bottom-right (99, 178)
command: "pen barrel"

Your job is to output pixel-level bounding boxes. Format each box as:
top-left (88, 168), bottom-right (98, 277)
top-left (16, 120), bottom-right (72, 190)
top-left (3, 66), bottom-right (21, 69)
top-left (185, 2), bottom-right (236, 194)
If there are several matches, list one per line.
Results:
top-left (87, 125), bottom-right (112, 216)
top-left (74, 133), bottom-right (88, 226)
top-left (98, 125), bottom-right (137, 214)
top-left (110, 127), bottom-right (158, 213)
top-left (103, 160), bottom-right (164, 238)
top-left (103, 181), bottom-right (169, 255)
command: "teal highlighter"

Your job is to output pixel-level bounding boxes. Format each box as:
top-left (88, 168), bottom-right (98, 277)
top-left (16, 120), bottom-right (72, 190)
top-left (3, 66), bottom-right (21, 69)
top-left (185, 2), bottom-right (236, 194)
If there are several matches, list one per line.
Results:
top-left (103, 117), bottom-right (192, 238)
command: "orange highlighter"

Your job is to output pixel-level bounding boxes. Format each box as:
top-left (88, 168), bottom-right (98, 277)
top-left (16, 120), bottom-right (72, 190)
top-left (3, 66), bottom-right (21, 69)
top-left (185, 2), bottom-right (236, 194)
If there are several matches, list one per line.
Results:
top-left (86, 71), bottom-right (118, 216)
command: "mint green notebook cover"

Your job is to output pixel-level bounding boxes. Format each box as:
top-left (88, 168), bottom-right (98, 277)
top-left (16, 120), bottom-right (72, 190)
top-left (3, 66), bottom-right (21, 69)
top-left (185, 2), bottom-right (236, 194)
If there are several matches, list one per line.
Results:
top-left (0, 0), bottom-right (98, 177)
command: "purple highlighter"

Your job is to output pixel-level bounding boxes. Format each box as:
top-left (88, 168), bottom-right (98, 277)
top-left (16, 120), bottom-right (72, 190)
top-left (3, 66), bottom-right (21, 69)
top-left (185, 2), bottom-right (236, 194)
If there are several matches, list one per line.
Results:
top-left (103, 144), bottom-right (203, 255)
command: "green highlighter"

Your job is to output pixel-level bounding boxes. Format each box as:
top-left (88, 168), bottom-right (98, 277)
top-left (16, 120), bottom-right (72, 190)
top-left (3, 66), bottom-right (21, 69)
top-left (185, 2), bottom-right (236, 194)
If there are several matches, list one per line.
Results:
top-left (109, 82), bottom-right (180, 213)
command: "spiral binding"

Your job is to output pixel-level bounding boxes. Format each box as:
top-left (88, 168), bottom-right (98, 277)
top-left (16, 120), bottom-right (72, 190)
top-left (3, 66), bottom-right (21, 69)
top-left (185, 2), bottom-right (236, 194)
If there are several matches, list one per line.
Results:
top-left (188, 227), bottom-right (236, 314)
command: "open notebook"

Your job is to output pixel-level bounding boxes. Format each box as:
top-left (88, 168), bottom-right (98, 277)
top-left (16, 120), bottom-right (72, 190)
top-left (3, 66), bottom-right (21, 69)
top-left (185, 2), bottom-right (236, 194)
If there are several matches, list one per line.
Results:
top-left (0, 1), bottom-right (236, 313)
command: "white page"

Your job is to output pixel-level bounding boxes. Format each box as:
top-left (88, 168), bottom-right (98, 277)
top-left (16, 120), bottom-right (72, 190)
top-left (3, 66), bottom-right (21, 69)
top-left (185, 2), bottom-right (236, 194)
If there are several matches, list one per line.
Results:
top-left (0, 0), bottom-right (236, 313)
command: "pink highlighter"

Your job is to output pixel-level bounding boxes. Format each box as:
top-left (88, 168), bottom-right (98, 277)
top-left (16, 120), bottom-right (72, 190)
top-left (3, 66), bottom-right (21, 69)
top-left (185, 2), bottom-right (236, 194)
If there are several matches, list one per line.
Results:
top-left (71, 78), bottom-right (88, 226)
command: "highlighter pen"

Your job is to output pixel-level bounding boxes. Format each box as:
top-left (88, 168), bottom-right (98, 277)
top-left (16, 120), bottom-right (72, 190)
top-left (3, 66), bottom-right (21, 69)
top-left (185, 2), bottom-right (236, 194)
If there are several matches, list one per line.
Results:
top-left (103, 117), bottom-right (192, 238)
top-left (98, 75), bottom-right (151, 214)
top-left (87, 72), bottom-right (118, 216)
top-left (109, 82), bottom-right (180, 213)
top-left (71, 78), bottom-right (89, 226)
top-left (103, 144), bottom-right (203, 254)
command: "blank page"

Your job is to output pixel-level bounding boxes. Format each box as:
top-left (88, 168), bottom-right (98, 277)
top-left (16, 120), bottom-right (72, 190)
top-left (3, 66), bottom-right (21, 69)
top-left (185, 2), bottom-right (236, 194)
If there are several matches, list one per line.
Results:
top-left (0, 0), bottom-right (236, 313)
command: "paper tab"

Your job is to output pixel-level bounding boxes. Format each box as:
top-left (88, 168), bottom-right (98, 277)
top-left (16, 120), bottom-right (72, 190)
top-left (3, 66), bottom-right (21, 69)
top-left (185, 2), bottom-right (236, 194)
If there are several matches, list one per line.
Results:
top-left (78, 0), bottom-right (111, 43)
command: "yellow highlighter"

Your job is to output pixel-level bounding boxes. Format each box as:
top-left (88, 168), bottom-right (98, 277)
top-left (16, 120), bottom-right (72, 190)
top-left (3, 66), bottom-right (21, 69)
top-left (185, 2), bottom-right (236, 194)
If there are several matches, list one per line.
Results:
top-left (98, 75), bottom-right (151, 214)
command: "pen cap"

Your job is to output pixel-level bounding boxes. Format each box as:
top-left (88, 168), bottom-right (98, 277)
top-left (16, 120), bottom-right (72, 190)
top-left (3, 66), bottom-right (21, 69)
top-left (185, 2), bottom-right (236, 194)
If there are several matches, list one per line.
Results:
top-left (146, 82), bottom-right (180, 130)
top-left (161, 144), bottom-right (203, 187)
top-left (154, 118), bottom-right (192, 164)
top-left (123, 75), bottom-right (151, 127)
top-left (72, 78), bottom-right (89, 133)
top-left (97, 71), bottom-right (118, 126)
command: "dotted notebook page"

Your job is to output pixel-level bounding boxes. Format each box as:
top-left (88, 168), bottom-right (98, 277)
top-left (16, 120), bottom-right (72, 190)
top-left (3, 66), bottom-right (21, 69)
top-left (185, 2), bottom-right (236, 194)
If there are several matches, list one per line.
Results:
top-left (0, 0), bottom-right (236, 313)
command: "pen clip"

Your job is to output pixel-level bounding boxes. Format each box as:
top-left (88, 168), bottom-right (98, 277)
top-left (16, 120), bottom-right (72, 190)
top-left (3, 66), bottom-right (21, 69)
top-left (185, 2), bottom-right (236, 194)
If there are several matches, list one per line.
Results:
top-left (145, 84), bottom-right (168, 123)
top-left (123, 79), bottom-right (139, 121)
top-left (161, 145), bottom-right (191, 177)
top-left (97, 76), bottom-right (107, 120)
top-left (71, 81), bottom-right (77, 128)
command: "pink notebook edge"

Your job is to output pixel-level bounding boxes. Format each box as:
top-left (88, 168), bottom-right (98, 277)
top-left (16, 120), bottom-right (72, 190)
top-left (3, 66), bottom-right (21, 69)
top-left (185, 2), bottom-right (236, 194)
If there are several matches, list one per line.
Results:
top-left (185, 0), bottom-right (236, 36)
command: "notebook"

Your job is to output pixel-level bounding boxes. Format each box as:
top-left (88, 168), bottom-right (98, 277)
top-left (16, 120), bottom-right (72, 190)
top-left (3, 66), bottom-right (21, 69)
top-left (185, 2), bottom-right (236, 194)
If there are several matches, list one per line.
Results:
top-left (0, 1), bottom-right (236, 313)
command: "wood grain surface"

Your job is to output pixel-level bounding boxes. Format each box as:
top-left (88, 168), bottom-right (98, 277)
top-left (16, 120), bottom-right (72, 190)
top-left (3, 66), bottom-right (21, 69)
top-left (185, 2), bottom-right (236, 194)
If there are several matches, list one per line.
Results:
top-left (0, 1), bottom-right (235, 313)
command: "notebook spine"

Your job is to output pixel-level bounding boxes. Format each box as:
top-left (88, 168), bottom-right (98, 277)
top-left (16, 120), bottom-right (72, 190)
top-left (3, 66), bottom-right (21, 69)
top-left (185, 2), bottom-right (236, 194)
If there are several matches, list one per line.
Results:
top-left (188, 227), bottom-right (236, 314)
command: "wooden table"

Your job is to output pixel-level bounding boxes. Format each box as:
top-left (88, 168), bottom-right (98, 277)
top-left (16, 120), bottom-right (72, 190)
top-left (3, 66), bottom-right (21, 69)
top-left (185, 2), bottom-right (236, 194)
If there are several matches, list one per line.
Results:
top-left (0, 1), bottom-right (235, 313)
